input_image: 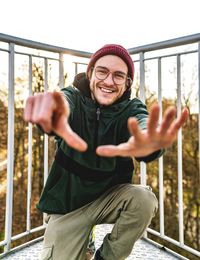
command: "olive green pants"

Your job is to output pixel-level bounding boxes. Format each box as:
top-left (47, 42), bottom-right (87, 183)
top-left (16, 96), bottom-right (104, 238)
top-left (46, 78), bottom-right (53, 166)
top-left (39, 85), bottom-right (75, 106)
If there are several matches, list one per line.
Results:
top-left (40, 184), bottom-right (158, 260)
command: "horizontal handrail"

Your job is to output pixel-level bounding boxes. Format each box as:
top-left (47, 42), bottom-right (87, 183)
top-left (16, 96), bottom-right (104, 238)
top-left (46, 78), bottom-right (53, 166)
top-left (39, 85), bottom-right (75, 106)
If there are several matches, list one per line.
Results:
top-left (1, 32), bottom-right (200, 56)
top-left (128, 33), bottom-right (200, 54)
top-left (0, 33), bottom-right (92, 57)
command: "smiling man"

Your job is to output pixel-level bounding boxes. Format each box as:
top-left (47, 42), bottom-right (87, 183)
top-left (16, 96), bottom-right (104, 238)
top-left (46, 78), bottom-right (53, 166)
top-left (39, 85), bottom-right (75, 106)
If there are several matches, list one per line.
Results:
top-left (88, 55), bottom-right (130, 105)
top-left (24, 44), bottom-right (188, 260)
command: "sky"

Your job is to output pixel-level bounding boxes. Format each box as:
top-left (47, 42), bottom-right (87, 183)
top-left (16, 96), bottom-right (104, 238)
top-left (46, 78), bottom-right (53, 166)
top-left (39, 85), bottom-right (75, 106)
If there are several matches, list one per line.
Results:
top-left (0, 0), bottom-right (199, 52)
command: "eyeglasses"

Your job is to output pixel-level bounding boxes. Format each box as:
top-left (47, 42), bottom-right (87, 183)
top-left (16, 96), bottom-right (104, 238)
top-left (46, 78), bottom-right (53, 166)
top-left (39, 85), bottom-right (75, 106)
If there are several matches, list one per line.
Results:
top-left (94, 66), bottom-right (130, 85)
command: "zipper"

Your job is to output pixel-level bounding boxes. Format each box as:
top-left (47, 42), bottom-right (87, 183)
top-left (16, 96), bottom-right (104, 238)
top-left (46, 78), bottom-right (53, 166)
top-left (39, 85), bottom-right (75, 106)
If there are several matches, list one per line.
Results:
top-left (96, 107), bottom-right (100, 121)
top-left (94, 107), bottom-right (101, 167)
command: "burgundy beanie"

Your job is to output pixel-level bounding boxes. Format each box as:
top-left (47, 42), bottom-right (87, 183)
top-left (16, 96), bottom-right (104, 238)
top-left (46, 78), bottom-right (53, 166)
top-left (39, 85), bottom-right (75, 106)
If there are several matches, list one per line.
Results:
top-left (86, 44), bottom-right (134, 81)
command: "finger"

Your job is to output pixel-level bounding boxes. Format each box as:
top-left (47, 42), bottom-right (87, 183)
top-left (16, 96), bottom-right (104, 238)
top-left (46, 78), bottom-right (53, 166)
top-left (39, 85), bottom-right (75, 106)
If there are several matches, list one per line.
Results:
top-left (30, 93), bottom-right (55, 133)
top-left (168, 108), bottom-right (189, 135)
top-left (128, 117), bottom-right (142, 141)
top-left (53, 91), bottom-right (69, 118)
top-left (55, 121), bottom-right (87, 152)
top-left (30, 92), bottom-right (68, 134)
top-left (36, 93), bottom-right (57, 133)
top-left (24, 96), bottom-right (35, 122)
top-left (96, 143), bottom-right (131, 157)
top-left (31, 94), bottom-right (44, 122)
top-left (159, 106), bottom-right (176, 134)
top-left (147, 104), bottom-right (160, 135)
top-left (51, 92), bottom-right (70, 131)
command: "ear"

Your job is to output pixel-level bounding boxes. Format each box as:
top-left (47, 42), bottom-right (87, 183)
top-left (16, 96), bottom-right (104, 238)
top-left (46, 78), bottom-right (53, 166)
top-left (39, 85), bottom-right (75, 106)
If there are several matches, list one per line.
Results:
top-left (126, 78), bottom-right (133, 89)
top-left (87, 68), bottom-right (93, 80)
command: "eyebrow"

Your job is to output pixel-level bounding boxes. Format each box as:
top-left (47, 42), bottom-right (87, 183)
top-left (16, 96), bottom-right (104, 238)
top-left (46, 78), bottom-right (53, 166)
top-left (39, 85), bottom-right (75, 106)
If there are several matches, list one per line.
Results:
top-left (96, 66), bottom-right (127, 75)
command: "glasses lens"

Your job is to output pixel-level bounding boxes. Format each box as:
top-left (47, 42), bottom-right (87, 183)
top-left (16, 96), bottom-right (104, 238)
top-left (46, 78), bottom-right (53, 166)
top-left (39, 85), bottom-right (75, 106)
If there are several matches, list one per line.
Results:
top-left (113, 72), bottom-right (126, 85)
top-left (95, 67), bottom-right (127, 85)
top-left (95, 67), bottom-right (109, 80)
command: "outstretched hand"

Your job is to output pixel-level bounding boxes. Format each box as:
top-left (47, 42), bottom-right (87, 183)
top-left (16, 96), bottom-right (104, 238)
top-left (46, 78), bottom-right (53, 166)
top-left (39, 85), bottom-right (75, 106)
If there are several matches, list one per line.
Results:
top-left (96, 104), bottom-right (189, 158)
top-left (24, 91), bottom-right (87, 152)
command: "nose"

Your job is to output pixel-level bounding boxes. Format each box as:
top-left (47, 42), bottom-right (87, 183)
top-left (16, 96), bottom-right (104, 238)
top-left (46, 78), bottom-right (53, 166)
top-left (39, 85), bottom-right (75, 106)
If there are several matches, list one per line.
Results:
top-left (103, 72), bottom-right (114, 85)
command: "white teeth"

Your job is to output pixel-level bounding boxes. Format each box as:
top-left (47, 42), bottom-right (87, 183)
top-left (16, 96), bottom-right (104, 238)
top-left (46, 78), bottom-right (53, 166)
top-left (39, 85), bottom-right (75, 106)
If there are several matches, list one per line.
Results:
top-left (101, 88), bottom-right (113, 93)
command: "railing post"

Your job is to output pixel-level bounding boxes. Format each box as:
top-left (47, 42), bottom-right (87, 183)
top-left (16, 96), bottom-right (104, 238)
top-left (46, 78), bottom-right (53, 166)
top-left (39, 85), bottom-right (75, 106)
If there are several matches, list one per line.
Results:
top-left (59, 53), bottom-right (64, 88)
top-left (139, 52), bottom-right (147, 186)
top-left (44, 58), bottom-right (49, 184)
top-left (74, 62), bottom-right (78, 75)
top-left (42, 58), bottom-right (49, 225)
top-left (4, 43), bottom-right (15, 252)
top-left (198, 42), bottom-right (200, 183)
top-left (26, 55), bottom-right (33, 232)
top-left (177, 54), bottom-right (184, 245)
top-left (158, 57), bottom-right (165, 237)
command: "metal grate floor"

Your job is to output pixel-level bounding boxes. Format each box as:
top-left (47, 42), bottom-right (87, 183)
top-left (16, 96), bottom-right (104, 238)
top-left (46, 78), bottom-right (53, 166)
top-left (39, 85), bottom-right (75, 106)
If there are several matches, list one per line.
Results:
top-left (2, 225), bottom-right (184, 260)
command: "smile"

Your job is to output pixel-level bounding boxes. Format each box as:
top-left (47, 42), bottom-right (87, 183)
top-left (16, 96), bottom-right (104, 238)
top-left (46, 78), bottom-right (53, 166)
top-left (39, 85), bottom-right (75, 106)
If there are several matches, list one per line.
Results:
top-left (100, 87), bottom-right (115, 93)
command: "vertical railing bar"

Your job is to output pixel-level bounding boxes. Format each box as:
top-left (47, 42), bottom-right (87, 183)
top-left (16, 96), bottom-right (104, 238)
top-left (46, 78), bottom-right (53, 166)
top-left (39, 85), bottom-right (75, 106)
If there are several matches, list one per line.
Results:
top-left (44, 57), bottom-right (49, 184)
top-left (26, 55), bottom-right (33, 232)
top-left (139, 52), bottom-right (147, 186)
top-left (158, 57), bottom-right (165, 237)
top-left (139, 52), bottom-right (146, 103)
top-left (59, 53), bottom-right (64, 89)
top-left (177, 54), bottom-right (184, 245)
top-left (75, 62), bottom-right (78, 75)
top-left (43, 58), bottom-right (49, 224)
top-left (198, 42), bottom-right (200, 183)
top-left (4, 43), bottom-right (15, 252)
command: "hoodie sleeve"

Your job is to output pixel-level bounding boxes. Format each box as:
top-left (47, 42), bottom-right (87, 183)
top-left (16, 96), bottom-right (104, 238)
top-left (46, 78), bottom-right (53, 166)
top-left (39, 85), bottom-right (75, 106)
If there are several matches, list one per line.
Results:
top-left (135, 149), bottom-right (164, 163)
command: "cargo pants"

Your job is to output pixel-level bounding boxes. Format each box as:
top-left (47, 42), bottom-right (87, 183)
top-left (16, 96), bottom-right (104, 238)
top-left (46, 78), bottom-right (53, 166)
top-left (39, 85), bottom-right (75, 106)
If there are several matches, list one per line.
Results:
top-left (40, 184), bottom-right (158, 260)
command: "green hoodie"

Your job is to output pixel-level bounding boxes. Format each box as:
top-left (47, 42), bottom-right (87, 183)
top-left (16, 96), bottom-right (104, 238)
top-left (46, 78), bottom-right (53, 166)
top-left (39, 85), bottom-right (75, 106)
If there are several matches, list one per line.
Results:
top-left (37, 74), bottom-right (163, 214)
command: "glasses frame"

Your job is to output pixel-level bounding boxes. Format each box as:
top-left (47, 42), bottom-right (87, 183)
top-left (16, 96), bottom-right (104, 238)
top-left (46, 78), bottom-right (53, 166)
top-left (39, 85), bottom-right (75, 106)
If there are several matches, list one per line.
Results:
top-left (93, 66), bottom-right (131, 86)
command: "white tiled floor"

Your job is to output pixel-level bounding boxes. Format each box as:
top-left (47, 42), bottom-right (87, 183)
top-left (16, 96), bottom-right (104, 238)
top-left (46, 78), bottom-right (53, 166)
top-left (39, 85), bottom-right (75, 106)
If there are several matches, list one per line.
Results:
top-left (2, 225), bottom-right (185, 260)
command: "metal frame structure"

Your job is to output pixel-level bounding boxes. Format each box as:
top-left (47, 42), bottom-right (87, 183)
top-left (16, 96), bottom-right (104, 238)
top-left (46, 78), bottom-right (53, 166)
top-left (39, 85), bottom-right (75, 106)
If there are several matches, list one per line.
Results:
top-left (129, 36), bottom-right (200, 258)
top-left (0, 32), bottom-right (200, 258)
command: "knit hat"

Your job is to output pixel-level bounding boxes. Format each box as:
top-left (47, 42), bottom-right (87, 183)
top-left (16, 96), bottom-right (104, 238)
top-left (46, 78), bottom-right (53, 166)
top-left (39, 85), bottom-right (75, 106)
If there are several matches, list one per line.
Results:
top-left (86, 44), bottom-right (134, 81)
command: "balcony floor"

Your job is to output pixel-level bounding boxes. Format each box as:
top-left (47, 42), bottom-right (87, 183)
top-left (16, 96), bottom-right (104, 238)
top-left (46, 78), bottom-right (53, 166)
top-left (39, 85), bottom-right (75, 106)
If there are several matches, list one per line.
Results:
top-left (2, 225), bottom-right (185, 260)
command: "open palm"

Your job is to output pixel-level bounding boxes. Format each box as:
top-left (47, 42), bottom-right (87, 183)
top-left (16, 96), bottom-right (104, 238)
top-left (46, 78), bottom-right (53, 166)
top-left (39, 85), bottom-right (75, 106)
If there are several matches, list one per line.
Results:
top-left (96, 104), bottom-right (189, 158)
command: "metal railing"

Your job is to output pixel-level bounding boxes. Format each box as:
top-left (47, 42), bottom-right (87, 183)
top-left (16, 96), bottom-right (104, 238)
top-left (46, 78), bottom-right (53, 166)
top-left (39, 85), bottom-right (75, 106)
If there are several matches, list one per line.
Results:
top-left (132, 36), bottom-right (200, 258)
top-left (0, 32), bottom-right (200, 259)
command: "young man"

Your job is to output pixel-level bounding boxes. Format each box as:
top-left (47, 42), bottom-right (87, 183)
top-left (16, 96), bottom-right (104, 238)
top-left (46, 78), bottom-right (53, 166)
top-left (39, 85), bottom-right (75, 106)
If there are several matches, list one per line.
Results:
top-left (24, 44), bottom-right (188, 260)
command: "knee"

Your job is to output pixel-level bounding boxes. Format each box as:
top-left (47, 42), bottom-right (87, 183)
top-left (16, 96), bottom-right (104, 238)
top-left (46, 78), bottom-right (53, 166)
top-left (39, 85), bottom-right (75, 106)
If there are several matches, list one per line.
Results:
top-left (127, 185), bottom-right (158, 217)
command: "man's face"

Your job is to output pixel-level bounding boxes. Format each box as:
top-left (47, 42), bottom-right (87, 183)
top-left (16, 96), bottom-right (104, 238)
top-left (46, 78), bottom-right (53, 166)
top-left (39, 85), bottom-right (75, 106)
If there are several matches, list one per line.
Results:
top-left (89, 55), bottom-right (128, 106)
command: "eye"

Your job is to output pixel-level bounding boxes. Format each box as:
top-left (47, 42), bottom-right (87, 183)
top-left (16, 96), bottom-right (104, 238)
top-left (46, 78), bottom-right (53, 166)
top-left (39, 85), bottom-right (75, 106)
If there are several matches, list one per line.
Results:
top-left (114, 72), bottom-right (126, 80)
top-left (97, 69), bottom-right (108, 75)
